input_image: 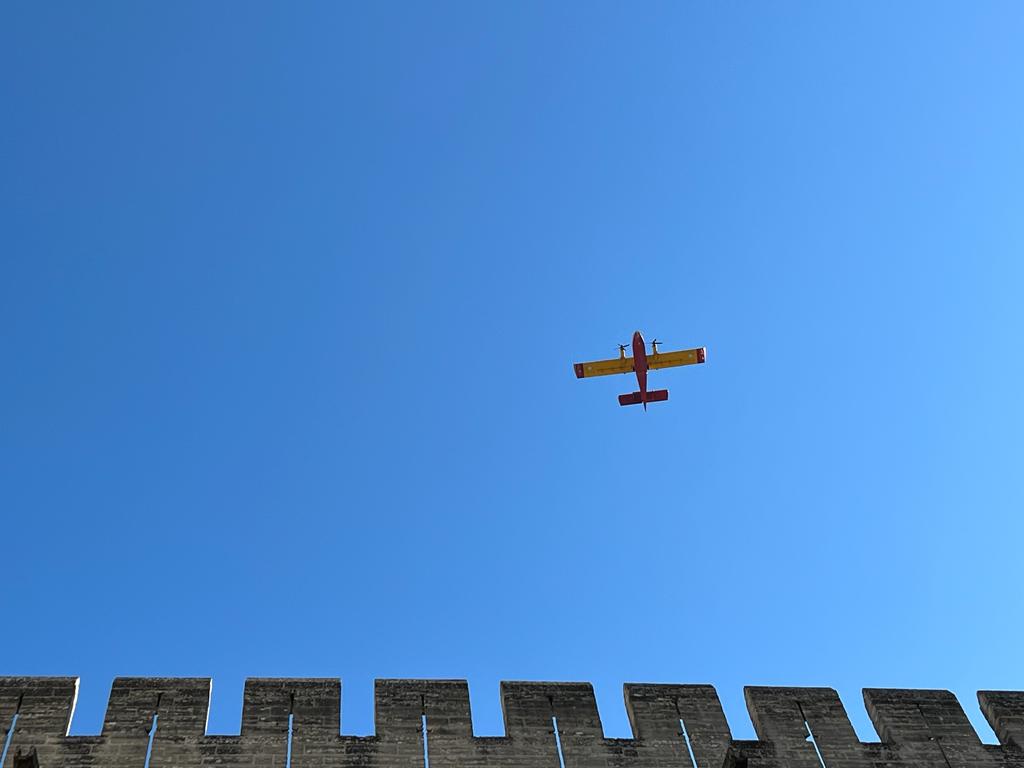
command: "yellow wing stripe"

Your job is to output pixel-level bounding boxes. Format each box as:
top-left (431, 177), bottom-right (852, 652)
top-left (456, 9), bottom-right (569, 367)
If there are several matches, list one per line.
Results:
top-left (573, 346), bottom-right (705, 378)
top-left (573, 357), bottom-right (633, 378)
top-left (647, 347), bottom-right (706, 370)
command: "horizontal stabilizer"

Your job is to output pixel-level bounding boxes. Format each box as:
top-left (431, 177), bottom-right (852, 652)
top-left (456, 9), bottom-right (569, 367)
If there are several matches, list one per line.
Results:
top-left (618, 389), bottom-right (669, 406)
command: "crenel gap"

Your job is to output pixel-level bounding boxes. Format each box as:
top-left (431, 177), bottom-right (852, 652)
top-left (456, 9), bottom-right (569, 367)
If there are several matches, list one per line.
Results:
top-left (796, 703), bottom-right (826, 768)
top-left (143, 694), bottom-right (162, 768)
top-left (548, 697), bottom-right (566, 768)
top-left (673, 697), bottom-right (699, 768)
top-left (1, 695), bottom-right (23, 768)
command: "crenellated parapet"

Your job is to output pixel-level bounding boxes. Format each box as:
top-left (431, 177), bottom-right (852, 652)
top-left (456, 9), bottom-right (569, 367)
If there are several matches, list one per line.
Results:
top-left (2, 677), bottom-right (1023, 768)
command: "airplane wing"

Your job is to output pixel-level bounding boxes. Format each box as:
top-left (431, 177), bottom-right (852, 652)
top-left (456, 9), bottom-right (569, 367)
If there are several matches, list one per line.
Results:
top-left (573, 356), bottom-right (634, 378)
top-left (647, 346), bottom-right (706, 370)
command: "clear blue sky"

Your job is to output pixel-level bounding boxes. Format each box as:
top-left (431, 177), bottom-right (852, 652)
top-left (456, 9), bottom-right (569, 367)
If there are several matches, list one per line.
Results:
top-left (3, 1), bottom-right (1023, 745)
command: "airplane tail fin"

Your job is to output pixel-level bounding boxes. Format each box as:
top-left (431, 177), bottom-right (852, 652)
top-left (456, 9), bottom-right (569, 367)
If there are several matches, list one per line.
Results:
top-left (618, 389), bottom-right (669, 406)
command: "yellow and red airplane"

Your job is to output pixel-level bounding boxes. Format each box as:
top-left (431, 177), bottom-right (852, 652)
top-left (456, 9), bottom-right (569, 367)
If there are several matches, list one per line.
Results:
top-left (573, 330), bottom-right (706, 409)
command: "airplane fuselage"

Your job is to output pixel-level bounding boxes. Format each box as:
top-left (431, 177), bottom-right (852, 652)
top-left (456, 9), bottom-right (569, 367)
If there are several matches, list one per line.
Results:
top-left (631, 330), bottom-right (649, 408)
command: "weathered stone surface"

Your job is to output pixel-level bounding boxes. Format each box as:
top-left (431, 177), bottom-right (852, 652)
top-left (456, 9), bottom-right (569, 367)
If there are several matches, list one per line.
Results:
top-left (1, 677), bottom-right (1021, 768)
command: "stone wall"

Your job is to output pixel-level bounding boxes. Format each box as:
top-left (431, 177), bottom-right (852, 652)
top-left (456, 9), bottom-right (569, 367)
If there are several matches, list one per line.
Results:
top-left (2, 678), bottom-right (1022, 768)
